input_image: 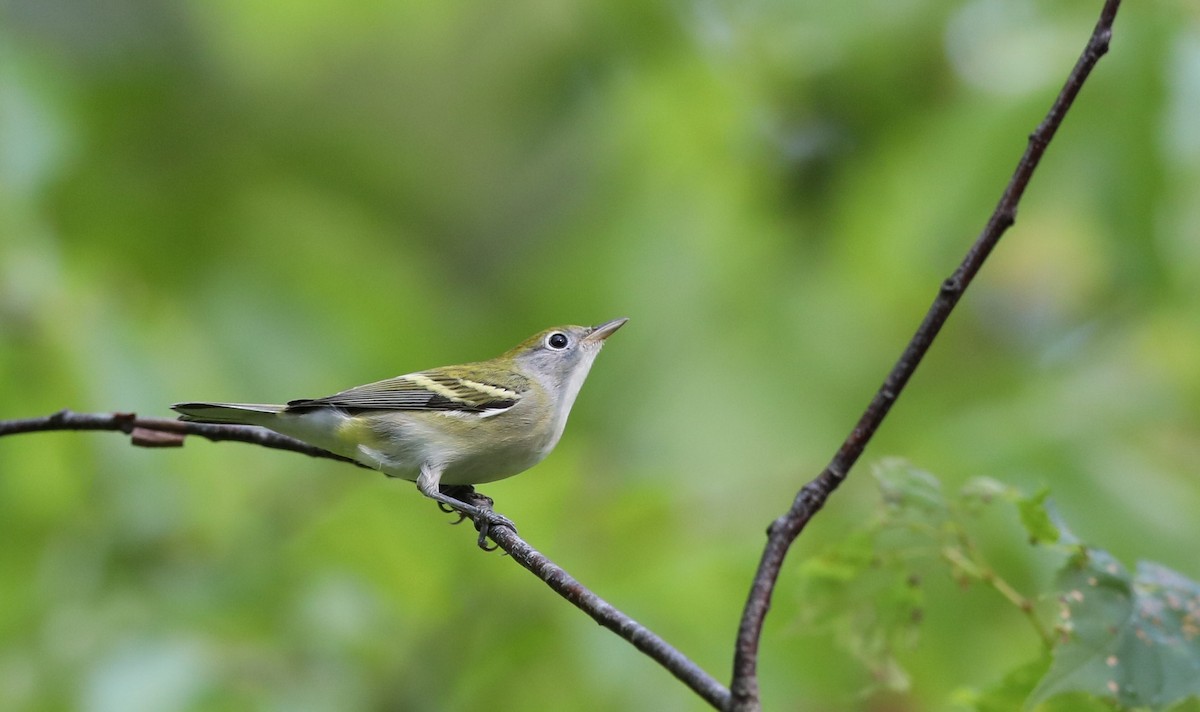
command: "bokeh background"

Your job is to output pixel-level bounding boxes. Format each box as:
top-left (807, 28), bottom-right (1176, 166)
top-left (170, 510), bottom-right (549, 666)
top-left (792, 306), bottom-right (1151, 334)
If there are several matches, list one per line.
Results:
top-left (2, 0), bottom-right (1199, 709)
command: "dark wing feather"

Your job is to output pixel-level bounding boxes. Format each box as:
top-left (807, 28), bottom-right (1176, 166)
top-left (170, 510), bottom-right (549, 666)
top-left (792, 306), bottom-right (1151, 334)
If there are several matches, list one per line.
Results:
top-left (285, 369), bottom-right (527, 414)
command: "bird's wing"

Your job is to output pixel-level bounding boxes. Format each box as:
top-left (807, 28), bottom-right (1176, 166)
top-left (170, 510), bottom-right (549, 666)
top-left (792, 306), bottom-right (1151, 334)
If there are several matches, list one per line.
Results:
top-left (285, 367), bottom-right (528, 414)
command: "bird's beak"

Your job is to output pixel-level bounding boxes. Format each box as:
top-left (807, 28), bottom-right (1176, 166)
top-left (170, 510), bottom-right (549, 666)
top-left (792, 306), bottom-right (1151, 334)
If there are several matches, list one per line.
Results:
top-left (584, 317), bottom-right (628, 344)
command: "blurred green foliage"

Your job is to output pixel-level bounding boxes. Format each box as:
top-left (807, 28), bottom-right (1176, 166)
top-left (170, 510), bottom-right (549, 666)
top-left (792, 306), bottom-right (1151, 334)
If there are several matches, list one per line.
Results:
top-left (2, 0), bottom-right (1199, 709)
top-left (808, 460), bottom-right (1200, 710)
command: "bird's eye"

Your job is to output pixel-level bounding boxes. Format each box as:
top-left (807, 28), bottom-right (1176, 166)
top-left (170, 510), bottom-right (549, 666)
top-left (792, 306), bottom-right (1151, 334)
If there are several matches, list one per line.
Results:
top-left (547, 332), bottom-right (569, 350)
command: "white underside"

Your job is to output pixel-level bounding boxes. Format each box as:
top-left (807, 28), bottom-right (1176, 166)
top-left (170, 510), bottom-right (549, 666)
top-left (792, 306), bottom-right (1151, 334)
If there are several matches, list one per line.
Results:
top-left (263, 404), bottom-right (556, 487)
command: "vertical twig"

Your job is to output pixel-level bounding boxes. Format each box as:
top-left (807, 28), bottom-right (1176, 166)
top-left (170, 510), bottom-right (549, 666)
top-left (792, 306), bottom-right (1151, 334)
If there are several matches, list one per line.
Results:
top-left (728, 2), bottom-right (1123, 709)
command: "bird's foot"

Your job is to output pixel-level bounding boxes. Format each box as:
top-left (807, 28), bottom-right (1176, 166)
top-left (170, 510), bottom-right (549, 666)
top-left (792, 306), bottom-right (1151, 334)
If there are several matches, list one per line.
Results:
top-left (439, 485), bottom-right (516, 550)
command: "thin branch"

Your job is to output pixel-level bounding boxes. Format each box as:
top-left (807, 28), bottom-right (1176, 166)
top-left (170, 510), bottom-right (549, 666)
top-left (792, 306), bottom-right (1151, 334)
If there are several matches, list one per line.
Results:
top-left (728, 2), bottom-right (1123, 709)
top-left (0, 409), bottom-right (367, 466)
top-left (0, 3), bottom-right (1126, 709)
top-left (462, 491), bottom-right (731, 710)
top-left (939, 545), bottom-right (1052, 648)
top-left (0, 411), bottom-right (732, 710)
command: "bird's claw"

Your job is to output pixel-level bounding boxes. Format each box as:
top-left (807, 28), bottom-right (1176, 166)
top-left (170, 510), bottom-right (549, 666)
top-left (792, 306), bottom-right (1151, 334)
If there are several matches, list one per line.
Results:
top-left (472, 510), bottom-right (516, 551)
top-left (477, 531), bottom-right (499, 551)
top-left (438, 501), bottom-right (469, 525)
top-left (435, 485), bottom-right (514, 550)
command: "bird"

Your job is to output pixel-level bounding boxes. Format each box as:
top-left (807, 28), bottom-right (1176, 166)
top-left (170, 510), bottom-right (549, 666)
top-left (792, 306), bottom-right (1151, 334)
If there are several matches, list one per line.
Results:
top-left (172, 318), bottom-right (627, 536)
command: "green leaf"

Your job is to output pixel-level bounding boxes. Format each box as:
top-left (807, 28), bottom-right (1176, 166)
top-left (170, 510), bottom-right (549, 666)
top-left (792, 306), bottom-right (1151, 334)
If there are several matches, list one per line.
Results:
top-left (956, 654), bottom-right (1052, 712)
top-left (792, 525), bottom-right (924, 694)
top-left (873, 458), bottom-right (949, 521)
top-left (795, 529), bottom-right (877, 585)
top-left (1165, 698), bottom-right (1200, 712)
top-left (1016, 487), bottom-right (1060, 545)
top-left (958, 476), bottom-right (1016, 514)
top-left (1028, 549), bottom-right (1200, 710)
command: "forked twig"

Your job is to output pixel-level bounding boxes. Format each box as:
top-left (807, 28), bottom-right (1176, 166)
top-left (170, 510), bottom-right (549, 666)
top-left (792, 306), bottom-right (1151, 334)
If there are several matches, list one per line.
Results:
top-left (0, 3), bottom-right (1126, 709)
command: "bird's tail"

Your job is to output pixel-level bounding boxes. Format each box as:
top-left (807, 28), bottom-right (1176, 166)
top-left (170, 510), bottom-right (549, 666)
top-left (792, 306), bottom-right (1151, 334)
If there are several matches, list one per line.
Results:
top-left (171, 402), bottom-right (285, 426)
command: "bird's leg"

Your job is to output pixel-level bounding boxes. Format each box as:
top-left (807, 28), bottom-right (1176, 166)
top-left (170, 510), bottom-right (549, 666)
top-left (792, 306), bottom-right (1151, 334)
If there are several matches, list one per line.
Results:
top-left (440, 485), bottom-right (512, 551)
top-left (417, 465), bottom-right (516, 548)
top-left (439, 485), bottom-right (496, 519)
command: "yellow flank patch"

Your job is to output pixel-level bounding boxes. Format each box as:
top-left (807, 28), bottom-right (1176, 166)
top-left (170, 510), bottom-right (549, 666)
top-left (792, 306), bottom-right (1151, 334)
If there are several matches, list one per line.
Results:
top-left (457, 378), bottom-right (521, 400)
top-left (336, 415), bottom-right (373, 446)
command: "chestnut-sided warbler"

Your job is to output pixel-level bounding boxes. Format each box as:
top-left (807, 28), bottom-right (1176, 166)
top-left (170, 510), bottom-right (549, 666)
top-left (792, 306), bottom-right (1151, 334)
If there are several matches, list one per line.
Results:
top-left (173, 318), bottom-right (627, 532)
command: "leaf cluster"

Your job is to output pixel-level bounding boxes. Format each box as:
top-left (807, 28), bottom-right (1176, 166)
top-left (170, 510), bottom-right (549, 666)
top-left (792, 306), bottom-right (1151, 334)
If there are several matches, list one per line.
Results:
top-left (789, 459), bottom-right (1200, 711)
